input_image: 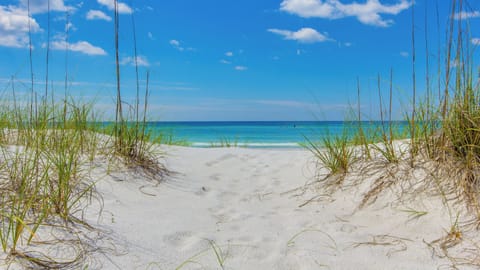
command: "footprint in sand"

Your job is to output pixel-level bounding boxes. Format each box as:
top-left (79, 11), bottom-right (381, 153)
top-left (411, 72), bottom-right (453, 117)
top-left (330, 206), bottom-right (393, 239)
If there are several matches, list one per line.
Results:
top-left (340, 224), bottom-right (357, 233)
top-left (217, 191), bottom-right (239, 200)
top-left (212, 211), bottom-right (231, 224)
top-left (194, 186), bottom-right (210, 196)
top-left (163, 231), bottom-right (198, 250)
top-left (205, 154), bottom-right (236, 167)
top-left (209, 173), bottom-right (221, 181)
top-left (210, 206), bottom-right (234, 223)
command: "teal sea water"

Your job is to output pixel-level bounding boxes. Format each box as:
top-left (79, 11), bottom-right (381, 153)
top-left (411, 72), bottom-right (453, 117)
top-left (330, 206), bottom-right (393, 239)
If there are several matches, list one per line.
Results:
top-left (145, 121), bottom-right (409, 148)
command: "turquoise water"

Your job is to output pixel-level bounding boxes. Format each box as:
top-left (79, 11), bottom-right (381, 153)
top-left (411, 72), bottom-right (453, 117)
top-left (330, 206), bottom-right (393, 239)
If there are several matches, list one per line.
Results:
top-left (145, 121), bottom-right (409, 148)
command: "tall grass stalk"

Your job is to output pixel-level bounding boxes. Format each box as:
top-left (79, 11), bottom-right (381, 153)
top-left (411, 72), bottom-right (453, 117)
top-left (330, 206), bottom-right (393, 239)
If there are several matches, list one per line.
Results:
top-left (305, 132), bottom-right (354, 176)
top-left (113, 0), bottom-right (124, 156)
top-left (410, 1), bottom-right (417, 164)
top-left (27, 0), bottom-right (34, 124)
top-left (355, 77), bottom-right (371, 159)
top-left (43, 0), bottom-right (50, 109)
top-left (372, 73), bottom-right (398, 163)
top-left (63, 10), bottom-right (70, 127)
top-left (110, 1), bottom-right (165, 176)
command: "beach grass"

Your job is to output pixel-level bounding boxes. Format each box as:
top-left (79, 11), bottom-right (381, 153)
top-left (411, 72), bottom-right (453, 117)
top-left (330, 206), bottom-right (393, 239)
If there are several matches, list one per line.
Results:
top-left (305, 0), bottom-right (480, 265)
top-left (307, 0), bottom-right (479, 197)
top-left (0, 95), bottom-right (100, 267)
top-left (2, 0), bottom-right (480, 268)
top-left (152, 131), bottom-right (192, 147)
top-left (0, 0), bottom-right (169, 267)
top-left (304, 132), bottom-right (354, 176)
top-left (209, 136), bottom-right (241, 148)
top-left (0, 94), bottom-right (169, 268)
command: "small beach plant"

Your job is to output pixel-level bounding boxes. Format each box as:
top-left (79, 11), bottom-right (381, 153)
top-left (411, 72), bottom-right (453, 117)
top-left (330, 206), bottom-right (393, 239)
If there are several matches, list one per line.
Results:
top-left (152, 131), bottom-right (192, 147)
top-left (110, 1), bottom-right (165, 178)
top-left (210, 136), bottom-right (240, 148)
top-left (369, 72), bottom-right (399, 163)
top-left (305, 131), bottom-right (355, 176)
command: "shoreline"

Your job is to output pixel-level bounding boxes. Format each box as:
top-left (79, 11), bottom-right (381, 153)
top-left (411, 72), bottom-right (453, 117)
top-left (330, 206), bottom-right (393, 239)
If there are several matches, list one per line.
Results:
top-left (189, 142), bottom-right (303, 149)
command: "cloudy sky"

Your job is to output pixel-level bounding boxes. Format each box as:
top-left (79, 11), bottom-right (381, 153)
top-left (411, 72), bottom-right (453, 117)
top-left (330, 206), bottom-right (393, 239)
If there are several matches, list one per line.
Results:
top-left (0, 0), bottom-right (478, 121)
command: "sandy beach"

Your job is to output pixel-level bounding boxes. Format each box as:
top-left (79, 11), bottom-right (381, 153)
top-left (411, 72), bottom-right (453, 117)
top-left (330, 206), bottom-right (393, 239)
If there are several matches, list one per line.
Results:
top-left (2, 0), bottom-right (479, 268)
top-left (65, 145), bottom-right (476, 270)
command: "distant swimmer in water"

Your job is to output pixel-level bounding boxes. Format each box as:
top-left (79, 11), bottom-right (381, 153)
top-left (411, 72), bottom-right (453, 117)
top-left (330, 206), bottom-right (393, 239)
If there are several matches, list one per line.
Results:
top-left (293, 124), bottom-right (296, 128)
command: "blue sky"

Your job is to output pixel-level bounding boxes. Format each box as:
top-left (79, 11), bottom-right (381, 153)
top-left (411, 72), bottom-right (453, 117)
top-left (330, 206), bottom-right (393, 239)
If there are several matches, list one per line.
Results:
top-left (0, 0), bottom-right (479, 121)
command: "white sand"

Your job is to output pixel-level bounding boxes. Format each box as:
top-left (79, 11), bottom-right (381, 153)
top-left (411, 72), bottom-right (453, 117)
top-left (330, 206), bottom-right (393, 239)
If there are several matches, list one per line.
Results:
top-left (76, 146), bottom-right (476, 269)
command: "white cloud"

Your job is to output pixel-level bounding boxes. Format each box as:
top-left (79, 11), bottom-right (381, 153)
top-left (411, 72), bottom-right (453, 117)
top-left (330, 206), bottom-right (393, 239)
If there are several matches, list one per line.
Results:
top-left (0, 6), bottom-right (40, 33)
top-left (268, 27), bottom-right (331, 43)
top-left (344, 42), bottom-right (352, 47)
top-left (65, 22), bottom-right (76, 31)
top-left (225, 51), bottom-right (233, 57)
top-left (86, 10), bottom-right (112, 21)
top-left (472, 38), bottom-right (480, 45)
top-left (120, 55), bottom-right (150, 67)
top-left (400, 51), bottom-right (408, 57)
top-left (51, 40), bottom-right (107, 55)
top-left (234, 66), bottom-right (248, 71)
top-left (170, 39), bottom-right (183, 51)
top-left (220, 59), bottom-right (231, 64)
top-left (169, 39), bottom-right (194, 52)
top-left (280, 0), bottom-right (412, 27)
top-left (97, 0), bottom-right (133, 14)
top-left (19, 0), bottom-right (75, 14)
top-left (453, 11), bottom-right (480, 20)
top-left (0, 5), bottom-right (41, 48)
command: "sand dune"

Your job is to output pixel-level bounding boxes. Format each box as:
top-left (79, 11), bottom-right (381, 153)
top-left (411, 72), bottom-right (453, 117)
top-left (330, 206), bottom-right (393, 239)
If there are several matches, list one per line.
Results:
top-left (70, 145), bottom-right (478, 269)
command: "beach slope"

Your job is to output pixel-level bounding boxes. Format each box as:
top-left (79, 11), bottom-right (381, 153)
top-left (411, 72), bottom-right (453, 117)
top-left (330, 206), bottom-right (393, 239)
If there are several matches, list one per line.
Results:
top-left (88, 146), bottom-right (468, 269)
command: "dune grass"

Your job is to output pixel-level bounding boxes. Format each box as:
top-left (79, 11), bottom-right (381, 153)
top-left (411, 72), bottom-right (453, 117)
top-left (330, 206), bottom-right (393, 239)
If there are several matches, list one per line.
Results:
top-left (0, 96), bottom-right (101, 266)
top-left (0, 86), bottom-right (170, 268)
top-left (0, 0), bottom-right (168, 267)
top-left (0, 82), bottom-right (165, 268)
top-left (307, 0), bottom-right (479, 202)
top-left (305, 0), bottom-right (480, 265)
top-left (209, 136), bottom-right (241, 148)
top-left (151, 131), bottom-right (192, 147)
top-left (304, 131), bottom-right (355, 176)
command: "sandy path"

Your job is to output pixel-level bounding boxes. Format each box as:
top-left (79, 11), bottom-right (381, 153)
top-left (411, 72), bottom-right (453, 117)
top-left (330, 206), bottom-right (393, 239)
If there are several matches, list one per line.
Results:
top-left (89, 146), bottom-right (461, 270)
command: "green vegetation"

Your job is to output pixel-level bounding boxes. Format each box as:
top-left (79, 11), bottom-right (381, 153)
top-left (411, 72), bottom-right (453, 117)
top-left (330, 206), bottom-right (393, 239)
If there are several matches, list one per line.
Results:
top-left (152, 131), bottom-right (192, 147)
top-left (399, 207), bottom-right (428, 220)
top-left (0, 88), bottom-right (172, 267)
top-left (174, 239), bottom-right (234, 270)
top-left (307, 0), bottom-right (478, 192)
top-left (304, 132), bottom-right (354, 176)
top-left (0, 95), bottom-right (101, 268)
top-left (210, 136), bottom-right (241, 148)
top-left (0, 0), bottom-right (168, 268)
top-left (305, 0), bottom-right (480, 264)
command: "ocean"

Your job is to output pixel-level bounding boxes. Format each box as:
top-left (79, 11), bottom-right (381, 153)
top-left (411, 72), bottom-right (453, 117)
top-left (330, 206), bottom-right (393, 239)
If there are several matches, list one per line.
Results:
top-left (145, 121), bottom-right (409, 148)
